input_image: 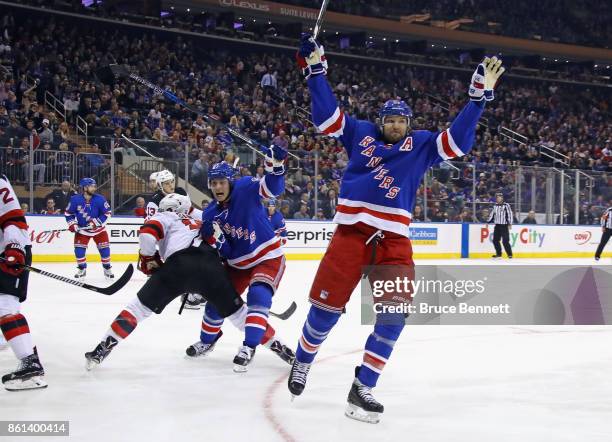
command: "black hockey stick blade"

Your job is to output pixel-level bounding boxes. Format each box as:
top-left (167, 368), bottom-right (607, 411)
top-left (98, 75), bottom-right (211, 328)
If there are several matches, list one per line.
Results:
top-left (269, 301), bottom-right (297, 320)
top-left (89, 263), bottom-right (134, 295)
top-left (5, 259), bottom-right (134, 295)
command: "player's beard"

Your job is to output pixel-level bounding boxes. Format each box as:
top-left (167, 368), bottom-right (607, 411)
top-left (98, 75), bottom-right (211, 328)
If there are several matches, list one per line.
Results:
top-left (384, 129), bottom-right (407, 144)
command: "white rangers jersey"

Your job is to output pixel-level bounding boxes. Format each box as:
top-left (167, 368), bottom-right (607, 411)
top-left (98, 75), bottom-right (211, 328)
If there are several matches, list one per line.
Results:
top-left (0, 175), bottom-right (31, 254)
top-left (139, 211), bottom-right (202, 261)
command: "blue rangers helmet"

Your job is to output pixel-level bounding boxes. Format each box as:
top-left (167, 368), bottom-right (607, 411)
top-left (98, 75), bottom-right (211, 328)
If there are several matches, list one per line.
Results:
top-left (80, 177), bottom-right (96, 188)
top-left (379, 99), bottom-right (413, 126)
top-left (208, 161), bottom-right (236, 187)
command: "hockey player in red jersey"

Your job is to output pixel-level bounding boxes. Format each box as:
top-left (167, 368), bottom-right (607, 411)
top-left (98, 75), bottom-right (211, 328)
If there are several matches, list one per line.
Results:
top-left (0, 175), bottom-right (46, 391)
top-left (288, 34), bottom-right (505, 423)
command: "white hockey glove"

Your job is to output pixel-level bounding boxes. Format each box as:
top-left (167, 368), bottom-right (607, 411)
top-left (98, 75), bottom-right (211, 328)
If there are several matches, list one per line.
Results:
top-left (469, 56), bottom-right (505, 102)
top-left (296, 34), bottom-right (328, 79)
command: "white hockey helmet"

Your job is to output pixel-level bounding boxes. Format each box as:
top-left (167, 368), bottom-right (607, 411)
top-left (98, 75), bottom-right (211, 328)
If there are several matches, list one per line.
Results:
top-left (159, 193), bottom-right (191, 215)
top-left (149, 171), bottom-right (160, 181)
top-left (155, 170), bottom-right (175, 188)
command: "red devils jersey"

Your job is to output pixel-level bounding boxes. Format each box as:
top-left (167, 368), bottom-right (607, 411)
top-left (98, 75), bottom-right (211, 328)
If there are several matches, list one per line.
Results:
top-left (0, 175), bottom-right (31, 253)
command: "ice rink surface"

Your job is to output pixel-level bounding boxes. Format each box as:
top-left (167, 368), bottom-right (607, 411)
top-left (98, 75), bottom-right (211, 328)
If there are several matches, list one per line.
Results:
top-left (1, 258), bottom-right (611, 442)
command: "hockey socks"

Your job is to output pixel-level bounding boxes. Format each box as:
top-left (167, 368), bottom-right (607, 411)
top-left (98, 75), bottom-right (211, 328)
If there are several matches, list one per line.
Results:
top-left (358, 318), bottom-right (404, 388)
top-left (295, 305), bottom-right (341, 364)
top-left (0, 313), bottom-right (34, 359)
top-left (244, 283), bottom-right (272, 348)
top-left (105, 297), bottom-right (153, 342)
top-left (200, 303), bottom-right (224, 344)
top-left (98, 241), bottom-right (111, 268)
top-left (75, 244), bottom-right (87, 269)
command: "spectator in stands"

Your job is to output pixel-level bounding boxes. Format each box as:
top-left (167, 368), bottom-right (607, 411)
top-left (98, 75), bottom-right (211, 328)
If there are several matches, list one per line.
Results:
top-left (55, 120), bottom-right (70, 142)
top-left (478, 208), bottom-right (490, 223)
top-left (20, 137), bottom-right (46, 185)
top-left (134, 197), bottom-right (146, 218)
top-left (80, 144), bottom-right (106, 178)
top-left (321, 188), bottom-right (338, 219)
top-left (20, 202), bottom-right (29, 214)
top-left (48, 142), bottom-right (73, 183)
top-left (45, 180), bottom-right (76, 212)
top-left (261, 69), bottom-right (278, 91)
top-left (312, 208), bottom-right (326, 220)
top-left (457, 208), bottom-right (476, 223)
top-left (522, 210), bottom-right (537, 224)
top-left (293, 202), bottom-right (310, 220)
top-left (412, 204), bottom-right (426, 222)
top-left (40, 198), bottom-right (60, 215)
top-left (191, 151), bottom-right (209, 189)
top-left (38, 118), bottom-right (53, 145)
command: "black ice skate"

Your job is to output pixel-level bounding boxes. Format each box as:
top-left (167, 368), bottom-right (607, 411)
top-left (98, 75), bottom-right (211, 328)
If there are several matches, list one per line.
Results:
top-left (185, 331), bottom-right (223, 357)
top-left (85, 336), bottom-right (118, 370)
top-left (266, 338), bottom-right (295, 365)
top-left (345, 367), bottom-right (384, 424)
top-left (75, 267), bottom-right (86, 279)
top-left (2, 350), bottom-right (47, 391)
top-left (288, 360), bottom-right (311, 399)
top-left (233, 345), bottom-right (256, 372)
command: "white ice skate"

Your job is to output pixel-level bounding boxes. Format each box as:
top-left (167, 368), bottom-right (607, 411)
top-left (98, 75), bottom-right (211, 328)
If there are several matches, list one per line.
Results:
top-left (233, 345), bottom-right (256, 372)
top-left (103, 267), bottom-right (114, 281)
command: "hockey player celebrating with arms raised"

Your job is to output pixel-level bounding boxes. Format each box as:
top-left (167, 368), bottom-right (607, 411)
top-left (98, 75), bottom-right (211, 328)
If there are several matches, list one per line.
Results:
top-left (65, 178), bottom-right (114, 280)
top-left (0, 174), bottom-right (46, 390)
top-left (190, 145), bottom-right (294, 372)
top-left (84, 193), bottom-right (245, 370)
top-left (289, 34), bottom-right (505, 423)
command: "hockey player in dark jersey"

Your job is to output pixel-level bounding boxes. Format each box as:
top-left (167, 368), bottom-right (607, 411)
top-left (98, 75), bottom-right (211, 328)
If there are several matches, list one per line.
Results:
top-left (288, 34), bottom-right (506, 423)
top-left (146, 170), bottom-right (194, 218)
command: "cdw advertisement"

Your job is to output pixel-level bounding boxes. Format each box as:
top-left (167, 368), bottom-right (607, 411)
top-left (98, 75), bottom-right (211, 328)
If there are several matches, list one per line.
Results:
top-left (468, 224), bottom-right (606, 258)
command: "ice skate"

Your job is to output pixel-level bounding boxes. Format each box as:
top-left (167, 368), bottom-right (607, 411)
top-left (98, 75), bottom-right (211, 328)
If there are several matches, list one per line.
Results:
top-left (288, 360), bottom-right (311, 399)
top-left (103, 267), bottom-right (114, 280)
top-left (2, 351), bottom-right (47, 391)
top-left (344, 367), bottom-right (384, 424)
top-left (232, 345), bottom-right (256, 372)
top-left (75, 267), bottom-right (86, 279)
top-left (85, 336), bottom-right (118, 370)
top-left (185, 331), bottom-right (223, 357)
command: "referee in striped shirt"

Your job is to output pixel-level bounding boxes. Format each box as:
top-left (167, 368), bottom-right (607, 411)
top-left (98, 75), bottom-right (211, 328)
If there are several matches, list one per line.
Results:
top-left (595, 206), bottom-right (612, 261)
top-left (486, 193), bottom-right (514, 258)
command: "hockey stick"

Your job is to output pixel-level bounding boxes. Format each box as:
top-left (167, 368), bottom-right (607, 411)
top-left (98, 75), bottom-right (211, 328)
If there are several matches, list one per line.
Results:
top-left (97, 64), bottom-right (300, 162)
top-left (36, 222), bottom-right (144, 236)
top-left (313, 0), bottom-right (330, 39)
top-left (269, 301), bottom-right (297, 320)
top-left (0, 257), bottom-right (134, 295)
top-left (120, 134), bottom-right (162, 159)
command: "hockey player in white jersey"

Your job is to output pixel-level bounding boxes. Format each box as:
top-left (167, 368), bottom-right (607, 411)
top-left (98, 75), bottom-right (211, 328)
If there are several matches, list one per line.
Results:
top-left (84, 193), bottom-right (244, 369)
top-left (0, 175), bottom-right (46, 390)
top-left (146, 170), bottom-right (205, 310)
